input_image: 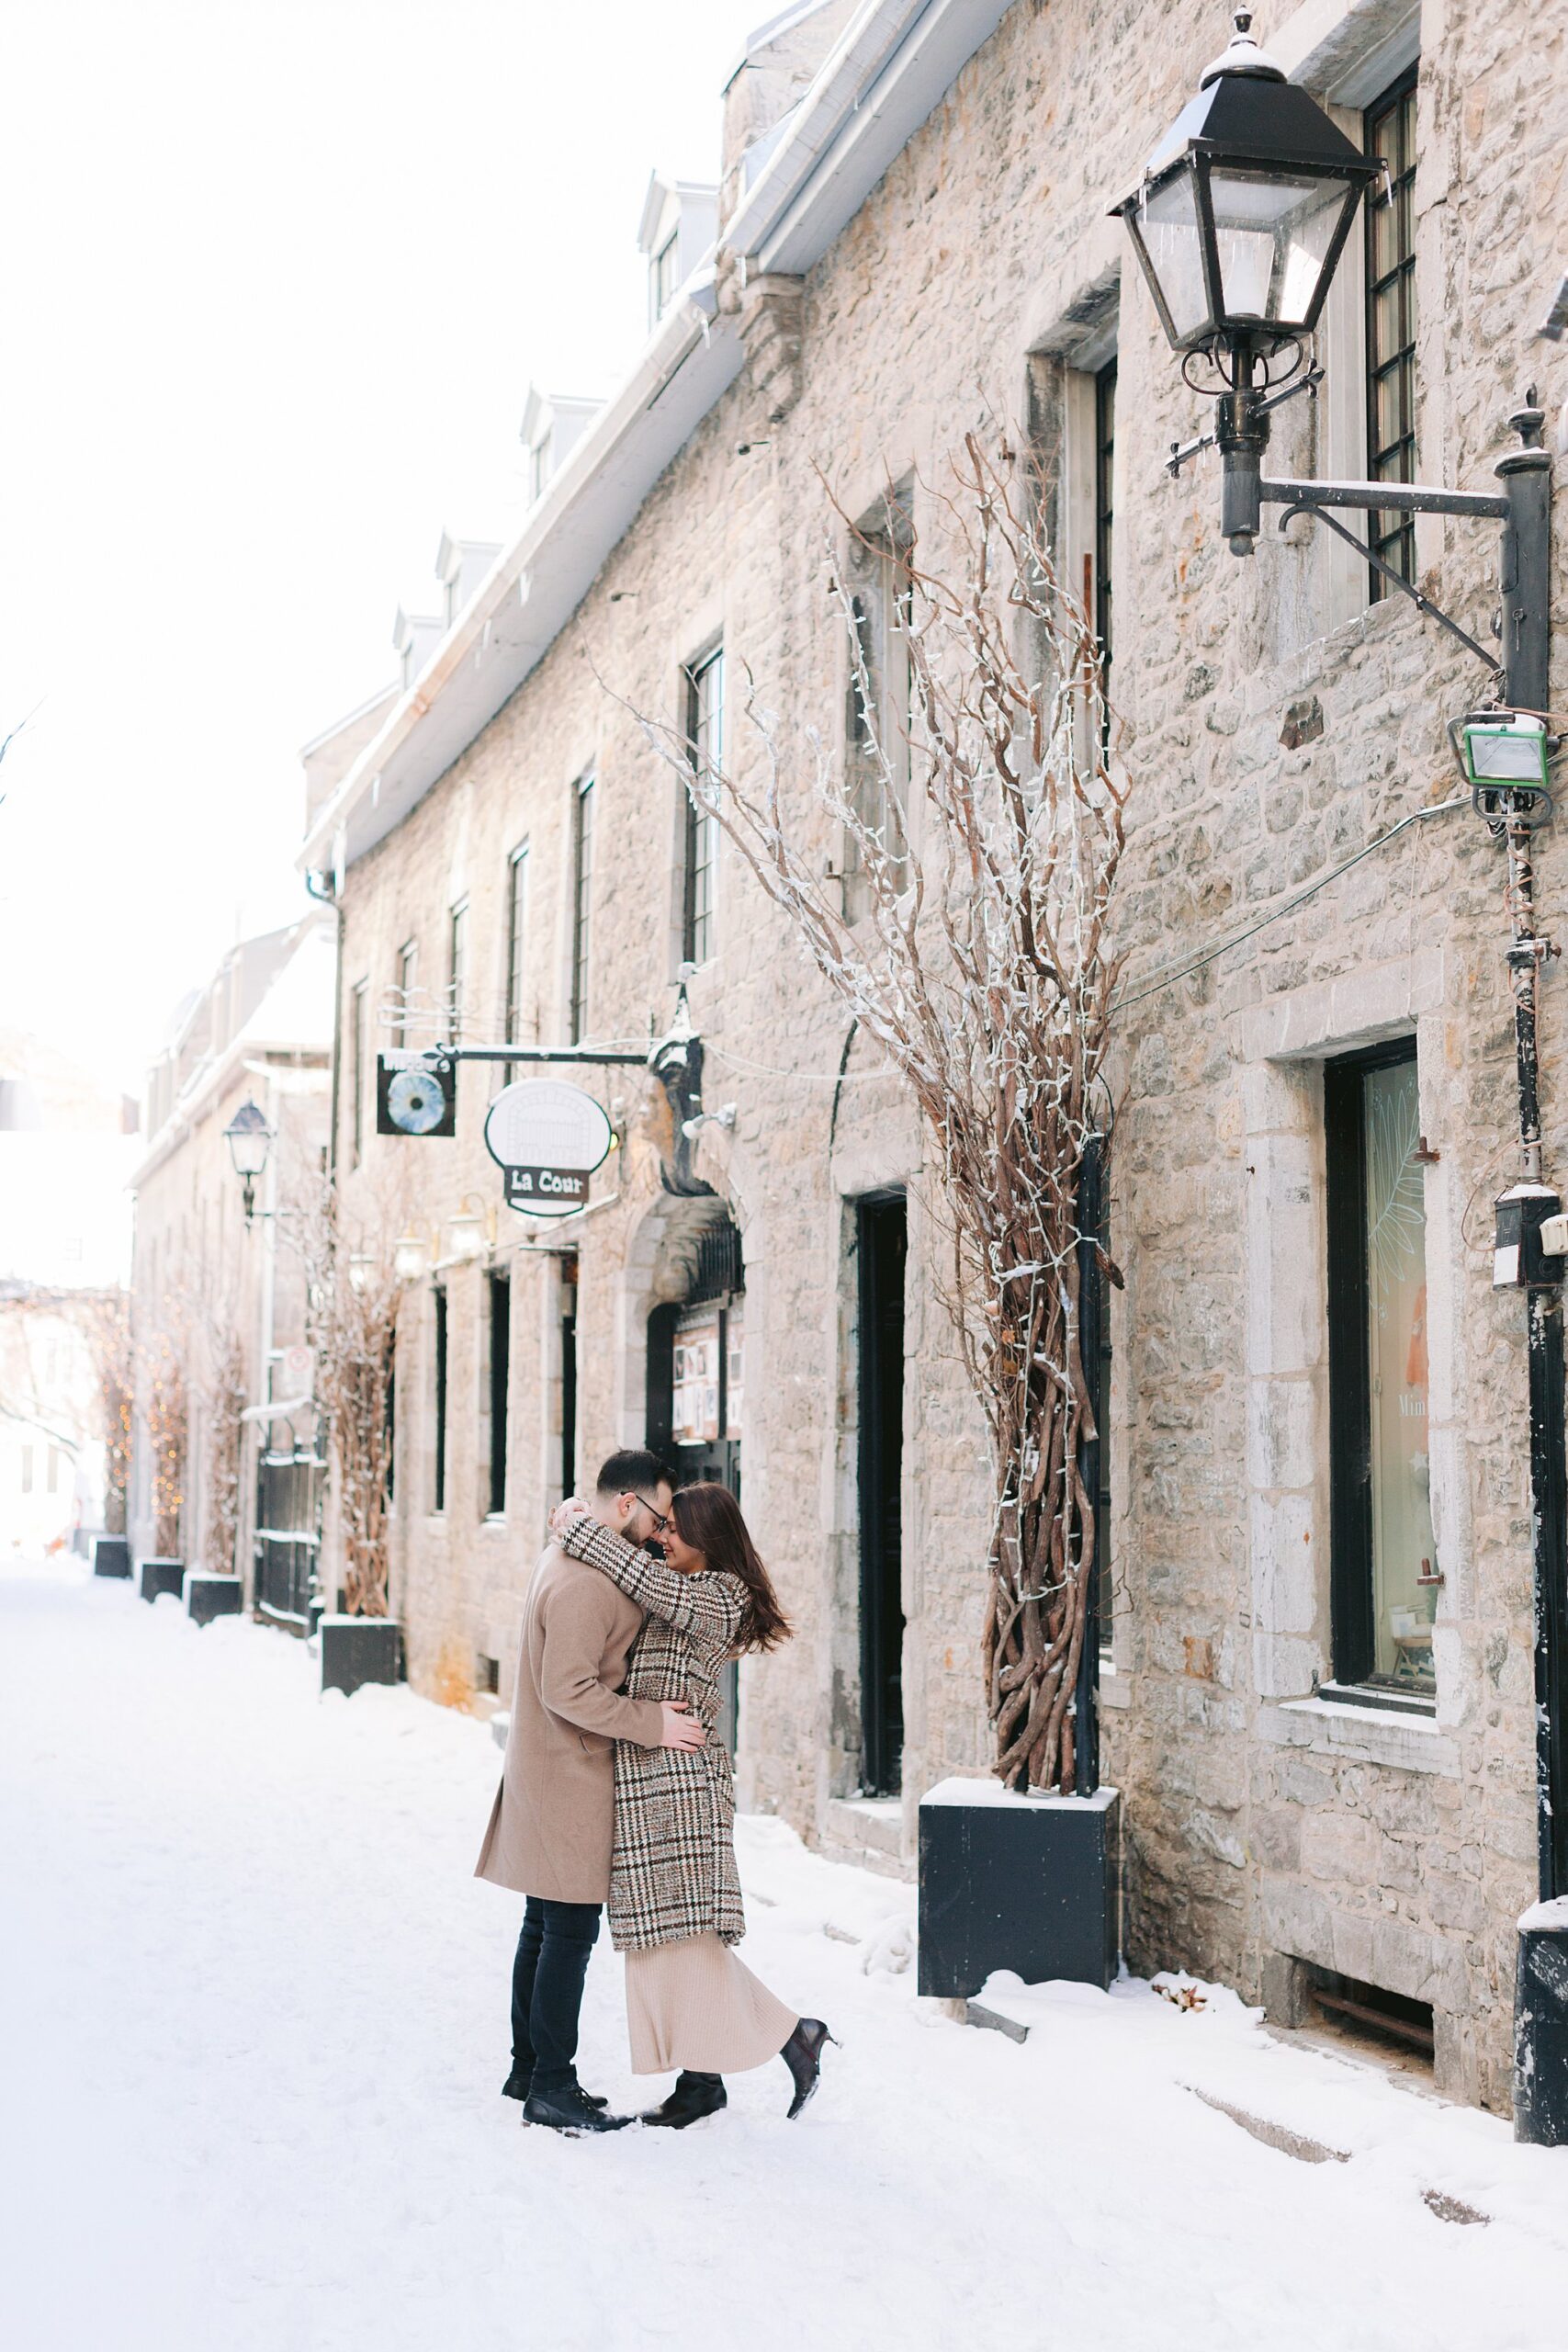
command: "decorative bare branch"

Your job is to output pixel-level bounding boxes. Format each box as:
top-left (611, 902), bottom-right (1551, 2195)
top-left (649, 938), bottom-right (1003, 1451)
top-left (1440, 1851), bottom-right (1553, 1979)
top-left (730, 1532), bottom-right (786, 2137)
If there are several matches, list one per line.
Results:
top-left (617, 434), bottom-right (1127, 1792)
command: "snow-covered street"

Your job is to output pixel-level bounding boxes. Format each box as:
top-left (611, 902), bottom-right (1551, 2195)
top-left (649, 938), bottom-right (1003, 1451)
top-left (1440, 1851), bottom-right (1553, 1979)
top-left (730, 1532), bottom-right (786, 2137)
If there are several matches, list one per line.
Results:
top-left (6, 1559), bottom-right (1568, 2352)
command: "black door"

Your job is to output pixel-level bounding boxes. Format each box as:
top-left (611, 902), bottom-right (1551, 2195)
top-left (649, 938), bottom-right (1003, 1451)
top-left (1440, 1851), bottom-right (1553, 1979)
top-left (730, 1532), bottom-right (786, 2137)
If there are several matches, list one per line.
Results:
top-left (858, 1195), bottom-right (907, 1794)
top-left (647, 1221), bottom-right (743, 1748)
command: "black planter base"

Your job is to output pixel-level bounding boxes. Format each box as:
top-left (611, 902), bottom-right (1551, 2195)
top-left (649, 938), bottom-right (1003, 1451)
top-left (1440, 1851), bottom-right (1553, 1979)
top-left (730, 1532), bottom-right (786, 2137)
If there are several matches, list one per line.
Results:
top-left (918, 1779), bottom-right (1120, 1996)
top-left (93, 1537), bottom-right (132, 1579)
top-left (1515, 1905), bottom-right (1568, 2144)
top-left (186, 1573), bottom-right (244, 1626)
top-left (139, 1557), bottom-right (186, 1605)
top-left (320, 1615), bottom-right (404, 1697)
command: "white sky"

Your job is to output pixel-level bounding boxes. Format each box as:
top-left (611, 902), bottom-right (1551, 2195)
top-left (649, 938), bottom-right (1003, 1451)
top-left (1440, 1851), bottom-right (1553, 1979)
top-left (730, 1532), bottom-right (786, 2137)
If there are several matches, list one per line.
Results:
top-left (0, 0), bottom-right (767, 1099)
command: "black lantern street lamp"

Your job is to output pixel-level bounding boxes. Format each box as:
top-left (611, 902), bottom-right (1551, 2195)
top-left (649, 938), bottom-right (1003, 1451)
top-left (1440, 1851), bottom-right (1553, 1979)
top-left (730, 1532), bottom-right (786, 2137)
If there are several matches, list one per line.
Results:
top-left (1116, 11), bottom-right (1377, 359)
top-left (223, 1098), bottom-right (274, 1225)
top-left (1118, 11), bottom-right (1564, 2145)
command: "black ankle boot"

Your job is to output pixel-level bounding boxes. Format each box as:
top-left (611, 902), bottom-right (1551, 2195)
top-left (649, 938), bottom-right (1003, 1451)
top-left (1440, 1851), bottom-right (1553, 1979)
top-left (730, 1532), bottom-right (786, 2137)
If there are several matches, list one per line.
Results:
top-left (640, 2070), bottom-right (728, 2129)
top-left (780, 2018), bottom-right (838, 2119)
top-left (505, 2066), bottom-right (606, 2109)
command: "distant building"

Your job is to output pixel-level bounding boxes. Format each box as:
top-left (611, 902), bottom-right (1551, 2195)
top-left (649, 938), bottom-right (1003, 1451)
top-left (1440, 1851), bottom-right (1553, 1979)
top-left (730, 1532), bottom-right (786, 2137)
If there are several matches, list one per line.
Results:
top-left (0, 1032), bottom-right (138, 1553)
top-left (128, 912), bottom-right (335, 1580)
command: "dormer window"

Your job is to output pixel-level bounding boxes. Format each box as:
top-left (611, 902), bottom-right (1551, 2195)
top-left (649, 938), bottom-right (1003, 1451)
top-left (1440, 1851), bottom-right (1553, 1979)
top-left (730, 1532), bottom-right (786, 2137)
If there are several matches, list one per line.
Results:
top-left (637, 174), bottom-right (718, 331)
top-left (520, 388), bottom-right (601, 507)
top-left (653, 232), bottom-right (681, 321)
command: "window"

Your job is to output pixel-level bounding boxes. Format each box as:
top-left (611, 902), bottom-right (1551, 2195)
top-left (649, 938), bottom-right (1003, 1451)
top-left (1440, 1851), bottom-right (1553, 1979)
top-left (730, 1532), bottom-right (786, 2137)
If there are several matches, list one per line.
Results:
top-left (682, 648), bottom-right (722, 967)
top-left (529, 434), bottom-right (552, 504)
top-left (349, 980), bottom-right (367, 1167)
top-left (487, 1272), bottom-right (510, 1516)
top-left (570, 775), bottom-right (594, 1045)
top-left (447, 899), bottom-right (468, 1045)
top-left (841, 498), bottom-right (913, 922)
top-left (504, 843), bottom-right (529, 1079)
top-left (1094, 356), bottom-right (1116, 720)
top-left (433, 1287), bottom-right (449, 1514)
top-left (1325, 1039), bottom-right (1437, 1702)
top-left (653, 232), bottom-right (681, 320)
top-left (397, 940), bottom-right (418, 1045)
top-left (1365, 68), bottom-right (1418, 594)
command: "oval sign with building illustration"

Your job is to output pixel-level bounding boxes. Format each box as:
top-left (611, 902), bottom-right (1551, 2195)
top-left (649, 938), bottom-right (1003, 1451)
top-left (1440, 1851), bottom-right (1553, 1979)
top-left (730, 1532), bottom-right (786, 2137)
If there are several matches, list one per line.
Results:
top-left (483, 1079), bottom-right (614, 1218)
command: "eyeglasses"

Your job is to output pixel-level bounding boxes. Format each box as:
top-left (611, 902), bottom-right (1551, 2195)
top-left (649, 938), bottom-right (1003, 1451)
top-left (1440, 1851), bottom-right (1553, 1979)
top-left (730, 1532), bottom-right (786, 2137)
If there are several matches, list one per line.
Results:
top-left (631, 1494), bottom-right (673, 1536)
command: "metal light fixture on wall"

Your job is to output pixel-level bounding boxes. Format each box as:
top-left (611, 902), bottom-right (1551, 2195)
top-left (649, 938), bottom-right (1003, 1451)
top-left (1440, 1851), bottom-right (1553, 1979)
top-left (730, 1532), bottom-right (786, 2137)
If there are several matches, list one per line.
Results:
top-left (1450, 710), bottom-right (1557, 826)
top-left (446, 1193), bottom-right (496, 1264)
top-left (346, 1252), bottom-right (378, 1295)
top-left (392, 1228), bottom-right (432, 1285)
top-left (223, 1098), bottom-right (275, 1224)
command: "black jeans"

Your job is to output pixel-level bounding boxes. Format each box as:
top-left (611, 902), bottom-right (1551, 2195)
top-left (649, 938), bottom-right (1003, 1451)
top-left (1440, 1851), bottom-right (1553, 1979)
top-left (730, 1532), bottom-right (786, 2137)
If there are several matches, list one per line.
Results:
top-left (511, 1897), bottom-right (602, 2094)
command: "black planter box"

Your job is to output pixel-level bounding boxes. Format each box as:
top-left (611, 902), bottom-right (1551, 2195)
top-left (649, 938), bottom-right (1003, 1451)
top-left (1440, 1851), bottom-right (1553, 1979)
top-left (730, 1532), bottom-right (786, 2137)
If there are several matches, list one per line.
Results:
top-left (139, 1557), bottom-right (186, 1605)
top-left (320, 1615), bottom-right (404, 1697)
top-left (1515, 1903), bottom-right (1568, 2145)
top-left (918, 1780), bottom-right (1120, 1997)
top-left (93, 1537), bottom-right (132, 1579)
top-left (186, 1572), bottom-right (244, 1627)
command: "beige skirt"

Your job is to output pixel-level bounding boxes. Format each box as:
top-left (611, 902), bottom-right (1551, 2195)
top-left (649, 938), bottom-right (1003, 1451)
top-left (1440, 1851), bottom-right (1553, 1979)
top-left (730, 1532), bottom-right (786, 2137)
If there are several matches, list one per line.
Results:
top-left (624, 1932), bottom-right (798, 2075)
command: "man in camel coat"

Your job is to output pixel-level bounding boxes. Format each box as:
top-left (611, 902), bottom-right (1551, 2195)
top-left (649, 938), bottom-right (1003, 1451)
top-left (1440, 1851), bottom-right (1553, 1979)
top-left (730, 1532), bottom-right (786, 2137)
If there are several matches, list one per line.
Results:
top-left (475, 1447), bottom-right (702, 2135)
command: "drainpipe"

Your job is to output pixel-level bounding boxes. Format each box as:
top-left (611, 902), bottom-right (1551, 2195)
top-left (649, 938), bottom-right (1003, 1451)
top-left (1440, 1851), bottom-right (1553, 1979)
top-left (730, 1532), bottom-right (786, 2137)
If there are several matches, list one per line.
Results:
top-left (1493, 403), bottom-right (1568, 2143)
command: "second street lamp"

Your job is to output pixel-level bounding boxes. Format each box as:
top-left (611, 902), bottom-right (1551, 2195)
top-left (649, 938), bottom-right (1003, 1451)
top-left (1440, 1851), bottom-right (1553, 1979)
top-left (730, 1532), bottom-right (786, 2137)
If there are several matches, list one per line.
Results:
top-left (223, 1099), bottom-right (275, 1225)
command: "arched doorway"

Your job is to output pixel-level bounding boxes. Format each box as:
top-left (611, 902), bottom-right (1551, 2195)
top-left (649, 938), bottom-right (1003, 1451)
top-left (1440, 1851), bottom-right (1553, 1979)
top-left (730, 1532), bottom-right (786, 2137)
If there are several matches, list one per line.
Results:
top-left (646, 1215), bottom-right (743, 1747)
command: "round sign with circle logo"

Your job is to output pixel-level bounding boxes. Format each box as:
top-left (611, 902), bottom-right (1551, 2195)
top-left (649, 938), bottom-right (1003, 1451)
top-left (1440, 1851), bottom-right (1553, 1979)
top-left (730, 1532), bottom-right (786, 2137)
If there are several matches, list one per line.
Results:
top-left (484, 1080), bottom-right (614, 1218)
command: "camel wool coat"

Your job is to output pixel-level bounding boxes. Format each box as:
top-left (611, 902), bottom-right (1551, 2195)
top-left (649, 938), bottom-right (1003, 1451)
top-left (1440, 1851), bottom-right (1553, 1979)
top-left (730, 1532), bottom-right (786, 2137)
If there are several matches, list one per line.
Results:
top-left (558, 1515), bottom-right (749, 1951)
top-left (474, 1541), bottom-right (666, 1905)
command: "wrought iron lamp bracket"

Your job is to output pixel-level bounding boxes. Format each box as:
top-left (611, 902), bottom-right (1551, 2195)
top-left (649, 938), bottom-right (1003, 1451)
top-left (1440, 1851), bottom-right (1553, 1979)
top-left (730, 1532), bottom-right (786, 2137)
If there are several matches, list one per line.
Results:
top-left (1273, 492), bottom-right (1506, 678)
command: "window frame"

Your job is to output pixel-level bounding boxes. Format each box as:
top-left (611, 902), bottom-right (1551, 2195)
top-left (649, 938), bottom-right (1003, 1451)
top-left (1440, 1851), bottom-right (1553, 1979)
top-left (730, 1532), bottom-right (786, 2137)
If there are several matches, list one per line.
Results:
top-left (503, 842), bottom-right (529, 1080)
top-left (1363, 64), bottom-right (1419, 598)
top-left (447, 898), bottom-right (468, 1046)
top-left (682, 646), bottom-right (722, 968)
top-left (397, 939), bottom-right (419, 1046)
top-left (432, 1285), bottom-right (449, 1516)
top-left (349, 978), bottom-right (367, 1168)
top-left (487, 1269), bottom-right (510, 1519)
top-left (570, 775), bottom-right (594, 1045)
top-left (840, 493), bottom-right (913, 922)
top-left (1324, 1033), bottom-right (1436, 1711)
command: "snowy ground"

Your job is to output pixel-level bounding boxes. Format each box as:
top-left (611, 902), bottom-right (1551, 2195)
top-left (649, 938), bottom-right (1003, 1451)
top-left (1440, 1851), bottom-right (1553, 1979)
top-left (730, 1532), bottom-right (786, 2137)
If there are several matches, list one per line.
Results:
top-left (5, 1561), bottom-right (1568, 2352)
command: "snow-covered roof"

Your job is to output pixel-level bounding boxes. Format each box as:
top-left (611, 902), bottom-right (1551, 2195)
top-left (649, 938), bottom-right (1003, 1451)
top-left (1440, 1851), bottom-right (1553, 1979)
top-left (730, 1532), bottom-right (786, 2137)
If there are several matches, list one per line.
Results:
top-left (299, 0), bottom-right (1013, 883)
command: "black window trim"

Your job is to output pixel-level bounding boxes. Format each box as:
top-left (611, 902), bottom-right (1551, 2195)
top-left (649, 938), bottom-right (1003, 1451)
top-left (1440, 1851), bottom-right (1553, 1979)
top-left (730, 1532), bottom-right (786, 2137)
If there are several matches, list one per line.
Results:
top-left (1324, 1032), bottom-right (1435, 1712)
top-left (1363, 62), bottom-right (1419, 599)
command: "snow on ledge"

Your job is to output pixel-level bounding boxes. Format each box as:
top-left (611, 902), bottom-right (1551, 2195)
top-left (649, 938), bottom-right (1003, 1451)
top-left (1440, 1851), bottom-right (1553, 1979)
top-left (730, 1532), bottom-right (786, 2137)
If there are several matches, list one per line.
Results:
top-left (1519, 1894), bottom-right (1568, 1933)
top-left (919, 1775), bottom-right (1119, 1812)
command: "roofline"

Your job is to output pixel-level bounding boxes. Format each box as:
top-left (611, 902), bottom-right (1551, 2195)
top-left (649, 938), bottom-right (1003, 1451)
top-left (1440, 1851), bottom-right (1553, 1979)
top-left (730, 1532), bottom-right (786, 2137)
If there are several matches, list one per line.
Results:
top-left (297, 680), bottom-right (399, 763)
top-left (299, 0), bottom-right (1016, 880)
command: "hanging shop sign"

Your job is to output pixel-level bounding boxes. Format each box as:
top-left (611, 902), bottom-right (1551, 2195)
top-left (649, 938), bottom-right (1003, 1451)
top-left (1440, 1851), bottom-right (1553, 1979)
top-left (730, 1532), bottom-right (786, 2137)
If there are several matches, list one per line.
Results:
top-left (484, 1079), bottom-right (614, 1218)
top-left (377, 1051), bottom-right (457, 1139)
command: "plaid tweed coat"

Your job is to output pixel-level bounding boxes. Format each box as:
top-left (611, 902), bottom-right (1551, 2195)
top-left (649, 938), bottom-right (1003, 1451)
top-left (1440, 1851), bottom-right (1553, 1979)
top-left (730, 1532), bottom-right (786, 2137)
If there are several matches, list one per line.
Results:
top-left (559, 1514), bottom-right (749, 1952)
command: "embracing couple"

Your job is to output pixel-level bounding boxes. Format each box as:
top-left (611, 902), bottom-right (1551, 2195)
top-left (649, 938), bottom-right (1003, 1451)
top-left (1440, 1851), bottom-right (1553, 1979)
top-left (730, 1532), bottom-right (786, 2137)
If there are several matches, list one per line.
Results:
top-left (475, 1448), bottom-right (836, 2134)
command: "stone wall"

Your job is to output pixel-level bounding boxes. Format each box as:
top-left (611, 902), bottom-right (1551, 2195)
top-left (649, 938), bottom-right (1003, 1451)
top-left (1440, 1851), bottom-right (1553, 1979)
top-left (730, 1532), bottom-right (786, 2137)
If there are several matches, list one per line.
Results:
top-left (328, 0), bottom-right (1568, 2109)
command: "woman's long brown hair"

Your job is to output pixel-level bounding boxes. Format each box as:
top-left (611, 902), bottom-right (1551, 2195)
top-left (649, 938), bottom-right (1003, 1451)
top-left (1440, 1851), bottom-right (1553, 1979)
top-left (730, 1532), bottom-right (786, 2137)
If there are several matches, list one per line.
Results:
top-left (672, 1481), bottom-right (792, 1653)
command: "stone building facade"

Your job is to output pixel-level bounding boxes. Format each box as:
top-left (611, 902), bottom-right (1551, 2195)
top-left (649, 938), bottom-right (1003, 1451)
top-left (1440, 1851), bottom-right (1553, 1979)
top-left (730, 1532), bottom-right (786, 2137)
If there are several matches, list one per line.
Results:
top-left (299, 0), bottom-right (1568, 2110)
top-left (130, 916), bottom-right (333, 1579)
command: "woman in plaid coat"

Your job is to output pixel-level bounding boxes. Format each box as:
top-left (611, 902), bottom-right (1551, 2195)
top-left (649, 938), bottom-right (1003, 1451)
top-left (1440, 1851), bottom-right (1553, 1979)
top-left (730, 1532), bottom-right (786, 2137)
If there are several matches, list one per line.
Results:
top-left (555, 1482), bottom-right (837, 2128)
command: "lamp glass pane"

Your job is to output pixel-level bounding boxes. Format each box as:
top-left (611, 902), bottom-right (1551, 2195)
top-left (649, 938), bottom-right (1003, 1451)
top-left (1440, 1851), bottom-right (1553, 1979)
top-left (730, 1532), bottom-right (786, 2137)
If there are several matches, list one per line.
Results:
top-left (1465, 723), bottom-right (1549, 785)
top-left (1135, 167), bottom-right (1211, 342)
top-left (227, 1128), bottom-right (269, 1177)
top-left (1207, 167), bottom-right (1351, 330)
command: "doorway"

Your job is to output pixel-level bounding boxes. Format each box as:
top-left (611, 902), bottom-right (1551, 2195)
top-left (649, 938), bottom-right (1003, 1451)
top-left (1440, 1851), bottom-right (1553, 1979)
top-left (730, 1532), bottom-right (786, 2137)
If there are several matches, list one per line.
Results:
top-left (647, 1217), bottom-right (743, 1748)
top-left (857, 1194), bottom-right (906, 1795)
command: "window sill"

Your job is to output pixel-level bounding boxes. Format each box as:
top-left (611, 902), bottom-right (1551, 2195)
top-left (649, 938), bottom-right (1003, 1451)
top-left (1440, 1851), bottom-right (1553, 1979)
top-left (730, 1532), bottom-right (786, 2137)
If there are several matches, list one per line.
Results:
top-left (480, 1514), bottom-right (509, 1532)
top-left (1258, 1693), bottom-right (1460, 1779)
